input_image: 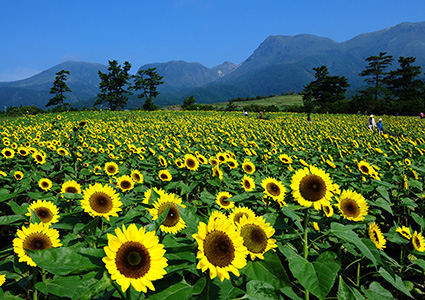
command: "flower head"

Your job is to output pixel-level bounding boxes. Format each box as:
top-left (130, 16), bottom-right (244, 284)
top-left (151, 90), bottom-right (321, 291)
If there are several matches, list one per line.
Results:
top-left (81, 183), bottom-right (122, 221)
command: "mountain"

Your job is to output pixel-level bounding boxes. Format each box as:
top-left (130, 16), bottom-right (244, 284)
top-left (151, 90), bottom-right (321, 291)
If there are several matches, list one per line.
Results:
top-left (1, 21), bottom-right (425, 108)
top-left (0, 61), bottom-right (107, 108)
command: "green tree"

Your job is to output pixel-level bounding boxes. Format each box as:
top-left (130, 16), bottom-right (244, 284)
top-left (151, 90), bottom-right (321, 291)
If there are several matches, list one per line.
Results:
top-left (302, 66), bottom-right (350, 111)
top-left (182, 95), bottom-right (196, 110)
top-left (95, 60), bottom-right (132, 110)
top-left (132, 67), bottom-right (164, 110)
top-left (359, 52), bottom-right (393, 101)
top-left (46, 70), bottom-right (71, 110)
top-left (385, 56), bottom-right (425, 115)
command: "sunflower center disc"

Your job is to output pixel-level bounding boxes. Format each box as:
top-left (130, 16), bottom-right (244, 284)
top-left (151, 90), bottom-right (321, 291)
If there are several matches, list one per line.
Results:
top-left (241, 225), bottom-right (267, 253)
top-left (204, 231), bottom-right (235, 267)
top-left (267, 183), bottom-right (280, 196)
top-left (299, 175), bottom-right (326, 202)
top-left (158, 203), bottom-right (180, 227)
top-left (116, 242), bottom-right (150, 279)
top-left (341, 198), bottom-right (359, 217)
top-left (90, 192), bottom-right (113, 213)
top-left (24, 233), bottom-right (52, 250)
top-left (66, 187), bottom-right (76, 193)
top-left (35, 208), bottom-right (52, 222)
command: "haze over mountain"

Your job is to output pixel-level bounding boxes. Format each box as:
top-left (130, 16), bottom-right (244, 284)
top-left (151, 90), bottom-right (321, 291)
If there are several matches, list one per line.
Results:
top-left (1, 21), bottom-right (425, 108)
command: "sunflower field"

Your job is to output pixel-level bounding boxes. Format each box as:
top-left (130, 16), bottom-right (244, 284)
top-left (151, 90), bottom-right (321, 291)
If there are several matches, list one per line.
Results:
top-left (0, 110), bottom-right (425, 300)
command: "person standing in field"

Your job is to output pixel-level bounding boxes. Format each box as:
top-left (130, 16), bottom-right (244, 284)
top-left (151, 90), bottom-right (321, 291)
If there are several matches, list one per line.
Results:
top-left (376, 118), bottom-right (384, 134)
top-left (367, 115), bottom-right (376, 130)
top-left (307, 113), bottom-right (312, 124)
top-left (420, 112), bottom-right (424, 119)
top-left (259, 111), bottom-right (263, 119)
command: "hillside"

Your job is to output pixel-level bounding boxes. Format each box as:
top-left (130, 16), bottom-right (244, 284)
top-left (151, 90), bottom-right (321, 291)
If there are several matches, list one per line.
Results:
top-left (1, 20), bottom-right (425, 108)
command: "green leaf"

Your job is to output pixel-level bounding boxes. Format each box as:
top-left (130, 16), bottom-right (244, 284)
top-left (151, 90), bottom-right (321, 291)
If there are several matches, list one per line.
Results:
top-left (378, 267), bottom-right (413, 298)
top-left (412, 259), bottom-right (425, 270)
top-left (0, 214), bottom-right (26, 225)
top-left (245, 280), bottom-right (284, 300)
top-left (330, 222), bottom-right (377, 266)
top-left (27, 247), bottom-right (104, 275)
top-left (411, 212), bottom-right (425, 228)
top-left (72, 271), bottom-right (112, 300)
top-left (337, 276), bottom-right (365, 300)
top-left (244, 251), bottom-right (290, 289)
top-left (215, 278), bottom-right (245, 300)
top-left (376, 186), bottom-right (390, 202)
top-left (35, 275), bottom-right (85, 298)
top-left (371, 197), bottom-right (393, 214)
top-left (146, 277), bottom-right (200, 300)
top-left (0, 189), bottom-right (17, 203)
top-left (361, 281), bottom-right (394, 300)
top-left (281, 205), bottom-right (303, 232)
top-left (279, 244), bottom-right (340, 300)
top-left (280, 286), bottom-right (303, 300)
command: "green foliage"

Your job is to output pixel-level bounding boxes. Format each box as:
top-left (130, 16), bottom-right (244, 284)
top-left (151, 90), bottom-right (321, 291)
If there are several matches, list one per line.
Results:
top-left (95, 60), bottom-right (132, 110)
top-left (181, 95), bottom-right (196, 110)
top-left (142, 97), bottom-right (158, 111)
top-left (302, 65), bottom-right (350, 112)
top-left (46, 70), bottom-right (72, 110)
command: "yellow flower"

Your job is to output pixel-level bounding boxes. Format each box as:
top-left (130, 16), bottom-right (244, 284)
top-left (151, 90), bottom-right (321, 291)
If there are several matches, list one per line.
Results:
top-left (228, 206), bottom-right (256, 226)
top-left (1, 147), bottom-right (15, 159)
top-left (369, 222), bottom-right (386, 250)
top-left (242, 160), bottom-right (255, 174)
top-left (81, 183), bottom-right (122, 221)
top-left (158, 169), bottom-right (172, 181)
top-left (103, 224), bottom-right (167, 292)
top-left (104, 162), bottom-right (119, 176)
top-left (192, 217), bottom-right (247, 281)
top-left (14, 171), bottom-right (24, 181)
top-left (412, 231), bottom-right (425, 252)
top-left (216, 191), bottom-right (234, 210)
top-left (26, 200), bottom-right (60, 226)
top-left (38, 178), bottom-right (53, 191)
top-left (149, 192), bottom-right (186, 234)
top-left (261, 177), bottom-right (286, 204)
top-left (116, 175), bottom-right (135, 192)
top-left (130, 169), bottom-right (143, 183)
top-left (396, 226), bottom-right (412, 240)
top-left (335, 189), bottom-right (368, 222)
top-left (237, 214), bottom-right (277, 260)
top-left (184, 154), bottom-right (199, 171)
top-left (0, 273), bottom-right (5, 286)
top-left (13, 223), bottom-right (62, 267)
top-left (241, 175), bottom-right (255, 192)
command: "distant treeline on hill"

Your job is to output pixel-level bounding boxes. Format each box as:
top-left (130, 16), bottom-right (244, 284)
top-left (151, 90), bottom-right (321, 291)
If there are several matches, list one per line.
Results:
top-left (229, 91), bottom-right (298, 102)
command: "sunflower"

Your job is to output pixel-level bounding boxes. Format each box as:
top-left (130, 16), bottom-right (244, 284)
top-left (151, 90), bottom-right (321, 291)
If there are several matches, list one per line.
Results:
top-left (209, 210), bottom-right (228, 223)
top-left (209, 157), bottom-right (219, 166)
top-left (38, 178), bottom-right (53, 191)
top-left (0, 171), bottom-right (6, 177)
top-left (158, 169), bottom-right (172, 181)
top-left (32, 151), bottom-right (46, 164)
top-left (61, 180), bottom-right (82, 195)
top-left (13, 222), bottom-right (62, 267)
top-left (192, 217), bottom-right (247, 281)
top-left (335, 189), bottom-right (368, 222)
top-left (149, 192), bottom-right (186, 234)
top-left (212, 165), bottom-right (223, 181)
top-left (143, 187), bottom-right (167, 204)
top-left (290, 165), bottom-right (334, 210)
top-left (228, 206), bottom-right (256, 225)
top-left (131, 169), bottom-right (143, 183)
top-left (26, 200), bottom-right (60, 226)
top-left (158, 155), bottom-right (168, 167)
top-left (261, 177), bottom-right (286, 203)
top-left (56, 147), bottom-right (69, 156)
top-left (227, 158), bottom-right (238, 170)
top-left (396, 226), bottom-right (412, 240)
top-left (81, 183), bottom-right (122, 221)
top-left (104, 162), bottom-right (119, 176)
top-left (175, 158), bottom-right (184, 168)
top-left (0, 273), bottom-right (5, 286)
top-left (369, 222), bottom-right (386, 250)
top-left (216, 152), bottom-right (228, 164)
top-left (196, 154), bottom-right (208, 165)
top-left (242, 160), bottom-right (255, 174)
top-left (237, 215), bottom-right (277, 260)
top-left (184, 154), bottom-right (199, 171)
top-left (1, 148), bottom-right (15, 159)
top-left (216, 191), bottom-right (234, 210)
top-left (14, 171), bottom-right (24, 181)
top-left (358, 160), bottom-right (373, 175)
top-left (17, 147), bottom-right (30, 156)
top-left (103, 223), bottom-right (167, 293)
top-left (299, 159), bottom-right (309, 167)
top-left (278, 154), bottom-right (292, 164)
top-left (412, 231), bottom-right (425, 252)
top-left (241, 175), bottom-right (255, 192)
top-left (322, 204), bottom-right (334, 218)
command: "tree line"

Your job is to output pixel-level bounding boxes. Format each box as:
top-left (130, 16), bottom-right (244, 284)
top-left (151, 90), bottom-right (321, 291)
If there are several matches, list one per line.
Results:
top-left (45, 60), bottom-right (164, 112)
top-left (302, 52), bottom-right (425, 115)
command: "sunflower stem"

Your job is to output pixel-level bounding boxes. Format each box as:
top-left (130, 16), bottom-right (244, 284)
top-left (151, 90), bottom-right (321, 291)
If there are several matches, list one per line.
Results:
top-left (204, 273), bottom-right (211, 300)
top-left (32, 267), bottom-right (38, 300)
top-left (356, 261), bottom-right (360, 287)
top-left (111, 281), bottom-right (126, 300)
top-left (303, 209), bottom-right (310, 300)
top-left (126, 288), bottom-right (131, 300)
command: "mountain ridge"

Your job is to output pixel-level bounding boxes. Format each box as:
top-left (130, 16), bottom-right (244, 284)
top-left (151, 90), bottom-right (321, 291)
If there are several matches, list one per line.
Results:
top-left (1, 20), bottom-right (425, 107)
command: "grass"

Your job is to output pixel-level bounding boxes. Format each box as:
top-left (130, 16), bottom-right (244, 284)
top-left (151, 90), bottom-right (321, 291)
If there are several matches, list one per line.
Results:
top-left (214, 94), bottom-right (303, 108)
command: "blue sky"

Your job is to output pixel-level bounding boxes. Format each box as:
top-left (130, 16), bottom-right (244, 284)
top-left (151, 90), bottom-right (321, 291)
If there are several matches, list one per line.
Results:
top-left (1, 0), bottom-right (424, 81)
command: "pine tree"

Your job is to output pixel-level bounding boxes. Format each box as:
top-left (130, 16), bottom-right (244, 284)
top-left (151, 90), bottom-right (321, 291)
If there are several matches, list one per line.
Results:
top-left (132, 67), bottom-right (163, 110)
top-left (46, 70), bottom-right (71, 110)
top-left (95, 60), bottom-right (132, 110)
top-left (359, 52), bottom-right (393, 101)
